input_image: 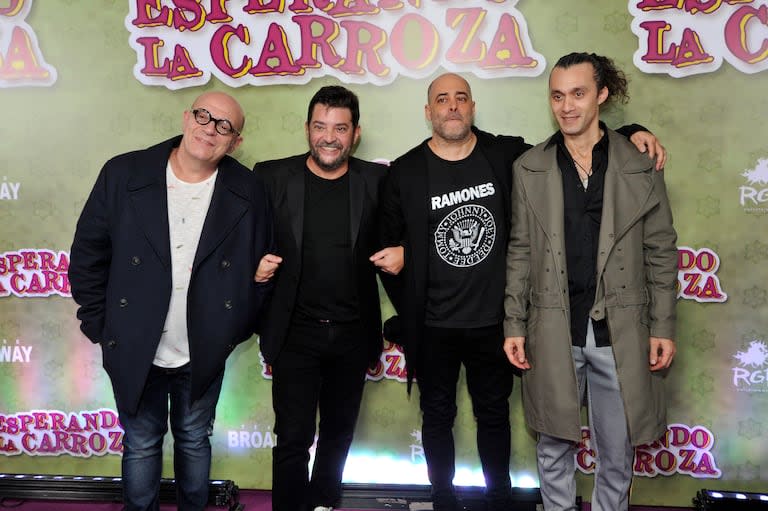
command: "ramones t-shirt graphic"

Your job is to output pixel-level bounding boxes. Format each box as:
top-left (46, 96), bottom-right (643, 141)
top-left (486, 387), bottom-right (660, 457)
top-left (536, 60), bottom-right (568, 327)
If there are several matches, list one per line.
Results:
top-left (434, 203), bottom-right (496, 267)
top-left (425, 146), bottom-right (505, 328)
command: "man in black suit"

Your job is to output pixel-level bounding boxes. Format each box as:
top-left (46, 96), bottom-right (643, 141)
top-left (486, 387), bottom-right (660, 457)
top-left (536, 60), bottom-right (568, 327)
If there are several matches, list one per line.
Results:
top-left (254, 86), bottom-right (394, 511)
top-left (70, 91), bottom-right (274, 511)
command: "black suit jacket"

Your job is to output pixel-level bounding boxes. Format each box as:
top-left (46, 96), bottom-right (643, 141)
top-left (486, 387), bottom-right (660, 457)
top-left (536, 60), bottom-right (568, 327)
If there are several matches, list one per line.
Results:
top-left (254, 154), bottom-right (389, 366)
top-left (379, 127), bottom-right (531, 379)
top-left (69, 136), bottom-right (274, 414)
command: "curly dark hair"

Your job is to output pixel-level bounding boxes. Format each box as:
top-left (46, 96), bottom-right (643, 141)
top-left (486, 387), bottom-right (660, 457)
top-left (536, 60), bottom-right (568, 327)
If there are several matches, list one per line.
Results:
top-left (306, 85), bottom-right (360, 127)
top-left (553, 52), bottom-right (629, 105)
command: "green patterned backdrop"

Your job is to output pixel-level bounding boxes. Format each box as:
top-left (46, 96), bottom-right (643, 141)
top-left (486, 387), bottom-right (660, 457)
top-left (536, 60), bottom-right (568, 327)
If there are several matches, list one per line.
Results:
top-left (1, 0), bottom-right (766, 506)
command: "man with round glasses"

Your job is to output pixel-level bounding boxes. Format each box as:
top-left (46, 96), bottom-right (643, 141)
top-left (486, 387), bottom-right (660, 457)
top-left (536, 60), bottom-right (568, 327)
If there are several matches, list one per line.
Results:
top-left (191, 107), bottom-right (241, 136)
top-left (70, 91), bottom-right (274, 511)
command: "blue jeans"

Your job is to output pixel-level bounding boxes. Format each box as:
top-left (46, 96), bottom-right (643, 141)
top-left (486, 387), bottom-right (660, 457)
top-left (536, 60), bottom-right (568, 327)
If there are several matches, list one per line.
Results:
top-left (117, 363), bottom-right (224, 511)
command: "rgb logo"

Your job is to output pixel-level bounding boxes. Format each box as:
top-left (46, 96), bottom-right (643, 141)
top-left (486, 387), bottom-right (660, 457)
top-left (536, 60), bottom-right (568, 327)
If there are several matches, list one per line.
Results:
top-left (732, 340), bottom-right (768, 392)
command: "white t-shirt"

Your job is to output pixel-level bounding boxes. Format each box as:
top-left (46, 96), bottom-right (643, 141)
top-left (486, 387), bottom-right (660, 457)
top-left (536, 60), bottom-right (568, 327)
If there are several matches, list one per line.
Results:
top-left (153, 162), bottom-right (217, 368)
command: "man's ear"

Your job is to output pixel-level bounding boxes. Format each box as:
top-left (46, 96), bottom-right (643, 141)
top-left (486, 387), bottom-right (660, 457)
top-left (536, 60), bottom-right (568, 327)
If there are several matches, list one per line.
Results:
top-left (228, 135), bottom-right (243, 154)
top-left (598, 86), bottom-right (609, 105)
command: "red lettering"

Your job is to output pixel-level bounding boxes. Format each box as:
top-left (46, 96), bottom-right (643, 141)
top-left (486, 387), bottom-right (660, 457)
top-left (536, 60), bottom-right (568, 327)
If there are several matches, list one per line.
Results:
top-left (633, 449), bottom-right (655, 474)
top-left (39, 251), bottom-right (55, 271)
top-left (50, 412), bottom-right (66, 431)
top-left (18, 414), bottom-right (34, 433)
top-left (132, 0), bottom-right (172, 28)
top-left (366, 360), bottom-right (384, 379)
top-left (384, 354), bottom-right (406, 379)
top-left (172, 0), bottom-right (206, 32)
top-left (249, 23), bottom-right (303, 76)
top-left (109, 431), bottom-right (124, 452)
top-left (66, 415), bottom-right (83, 433)
top-left (655, 449), bottom-right (677, 473)
top-left (338, 20), bottom-right (389, 76)
top-left (639, 20), bottom-right (677, 64)
top-left (0, 0), bottom-right (24, 17)
top-left (21, 250), bottom-right (37, 269)
top-left (88, 432), bottom-right (107, 454)
top-left (690, 427), bottom-right (712, 449)
top-left (83, 413), bottom-right (100, 432)
top-left (55, 253), bottom-right (69, 273)
top-left (693, 452), bottom-right (720, 476)
top-left (390, 14), bottom-right (438, 71)
top-left (683, 272), bottom-right (702, 296)
top-left (136, 37), bottom-right (171, 77)
top-left (636, 0), bottom-right (679, 11)
top-left (669, 425), bottom-right (691, 446)
top-left (671, 28), bottom-right (713, 68)
top-left (100, 410), bottom-right (119, 429)
top-left (21, 432), bottom-right (37, 452)
top-left (0, 27), bottom-right (52, 81)
top-left (69, 433), bottom-right (88, 455)
top-left (208, 0), bottom-right (233, 23)
top-left (244, 0), bottom-right (286, 14)
top-left (481, 13), bottom-right (537, 69)
top-left (725, 5), bottom-right (768, 65)
top-left (678, 448), bottom-right (698, 472)
top-left (328, 0), bottom-right (379, 17)
top-left (698, 276), bottom-right (724, 300)
top-left (6, 254), bottom-right (22, 273)
top-left (168, 44), bottom-right (202, 81)
top-left (293, 15), bottom-right (343, 68)
top-left (210, 24), bottom-right (252, 78)
top-left (445, 8), bottom-right (487, 63)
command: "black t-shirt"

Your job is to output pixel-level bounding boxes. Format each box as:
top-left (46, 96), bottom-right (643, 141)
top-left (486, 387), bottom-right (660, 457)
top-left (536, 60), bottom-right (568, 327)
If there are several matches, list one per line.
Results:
top-left (424, 145), bottom-right (505, 328)
top-left (294, 167), bottom-right (359, 322)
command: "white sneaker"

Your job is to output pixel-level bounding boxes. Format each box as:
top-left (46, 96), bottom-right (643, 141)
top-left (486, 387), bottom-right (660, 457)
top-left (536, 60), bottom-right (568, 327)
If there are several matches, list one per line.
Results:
top-left (313, 507), bottom-right (333, 511)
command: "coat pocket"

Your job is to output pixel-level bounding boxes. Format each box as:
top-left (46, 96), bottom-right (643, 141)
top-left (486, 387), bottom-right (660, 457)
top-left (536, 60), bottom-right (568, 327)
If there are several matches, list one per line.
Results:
top-left (531, 290), bottom-right (563, 308)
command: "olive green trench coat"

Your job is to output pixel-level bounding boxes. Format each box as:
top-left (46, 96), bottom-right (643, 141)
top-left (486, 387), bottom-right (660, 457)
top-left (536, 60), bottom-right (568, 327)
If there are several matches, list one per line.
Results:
top-left (503, 129), bottom-right (677, 445)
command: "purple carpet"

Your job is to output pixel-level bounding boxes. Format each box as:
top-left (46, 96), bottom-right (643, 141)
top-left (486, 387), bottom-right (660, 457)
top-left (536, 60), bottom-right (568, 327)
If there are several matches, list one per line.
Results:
top-left (0, 490), bottom-right (692, 510)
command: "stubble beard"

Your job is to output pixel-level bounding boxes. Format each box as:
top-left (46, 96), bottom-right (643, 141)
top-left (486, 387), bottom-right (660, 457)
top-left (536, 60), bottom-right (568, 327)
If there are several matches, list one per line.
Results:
top-left (433, 114), bottom-right (473, 142)
top-left (310, 144), bottom-right (350, 173)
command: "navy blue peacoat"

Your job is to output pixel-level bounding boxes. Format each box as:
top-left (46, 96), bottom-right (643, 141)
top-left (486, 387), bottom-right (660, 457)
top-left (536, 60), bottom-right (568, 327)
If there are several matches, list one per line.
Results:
top-left (69, 136), bottom-right (274, 414)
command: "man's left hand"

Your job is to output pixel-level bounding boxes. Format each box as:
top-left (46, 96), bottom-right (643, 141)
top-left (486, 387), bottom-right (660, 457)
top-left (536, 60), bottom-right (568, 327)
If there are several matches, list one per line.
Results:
top-left (649, 337), bottom-right (676, 371)
top-left (370, 246), bottom-right (404, 275)
top-left (630, 131), bottom-right (667, 171)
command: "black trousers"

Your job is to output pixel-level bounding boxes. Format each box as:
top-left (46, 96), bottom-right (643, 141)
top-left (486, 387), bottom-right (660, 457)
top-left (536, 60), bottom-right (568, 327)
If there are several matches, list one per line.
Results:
top-left (271, 318), bottom-right (369, 511)
top-left (418, 323), bottom-right (515, 511)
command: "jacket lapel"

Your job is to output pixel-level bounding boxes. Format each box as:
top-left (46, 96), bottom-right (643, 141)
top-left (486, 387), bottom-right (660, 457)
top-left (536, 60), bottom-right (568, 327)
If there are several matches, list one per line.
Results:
top-left (519, 139), bottom-right (564, 242)
top-left (286, 167), bottom-right (305, 253)
top-left (192, 161), bottom-right (249, 272)
top-left (348, 162), bottom-right (365, 251)
top-left (127, 145), bottom-right (173, 270)
top-left (597, 130), bottom-right (657, 278)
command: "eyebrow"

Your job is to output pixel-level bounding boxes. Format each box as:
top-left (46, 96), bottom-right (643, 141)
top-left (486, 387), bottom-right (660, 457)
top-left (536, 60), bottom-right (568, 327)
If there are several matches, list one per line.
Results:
top-left (311, 120), bottom-right (351, 127)
top-left (550, 86), bottom-right (587, 94)
top-left (434, 91), bottom-right (469, 98)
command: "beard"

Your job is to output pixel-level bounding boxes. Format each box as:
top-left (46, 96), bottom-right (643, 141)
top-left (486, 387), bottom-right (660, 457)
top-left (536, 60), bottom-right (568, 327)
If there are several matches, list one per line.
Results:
top-left (309, 142), bottom-right (351, 172)
top-left (432, 113), bottom-right (473, 141)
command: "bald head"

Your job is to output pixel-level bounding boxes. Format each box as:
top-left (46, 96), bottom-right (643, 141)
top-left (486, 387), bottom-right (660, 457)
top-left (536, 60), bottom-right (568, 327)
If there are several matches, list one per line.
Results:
top-left (427, 73), bottom-right (472, 103)
top-left (191, 91), bottom-right (245, 133)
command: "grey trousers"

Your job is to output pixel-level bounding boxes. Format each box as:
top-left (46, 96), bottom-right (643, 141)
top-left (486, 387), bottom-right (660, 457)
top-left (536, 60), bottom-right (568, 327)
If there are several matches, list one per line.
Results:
top-left (536, 321), bottom-right (634, 511)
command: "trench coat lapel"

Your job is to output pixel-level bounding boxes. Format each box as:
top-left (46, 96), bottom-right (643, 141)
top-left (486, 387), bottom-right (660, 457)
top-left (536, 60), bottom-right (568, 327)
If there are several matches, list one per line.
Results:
top-left (519, 143), bottom-right (564, 242)
top-left (596, 131), bottom-right (657, 279)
